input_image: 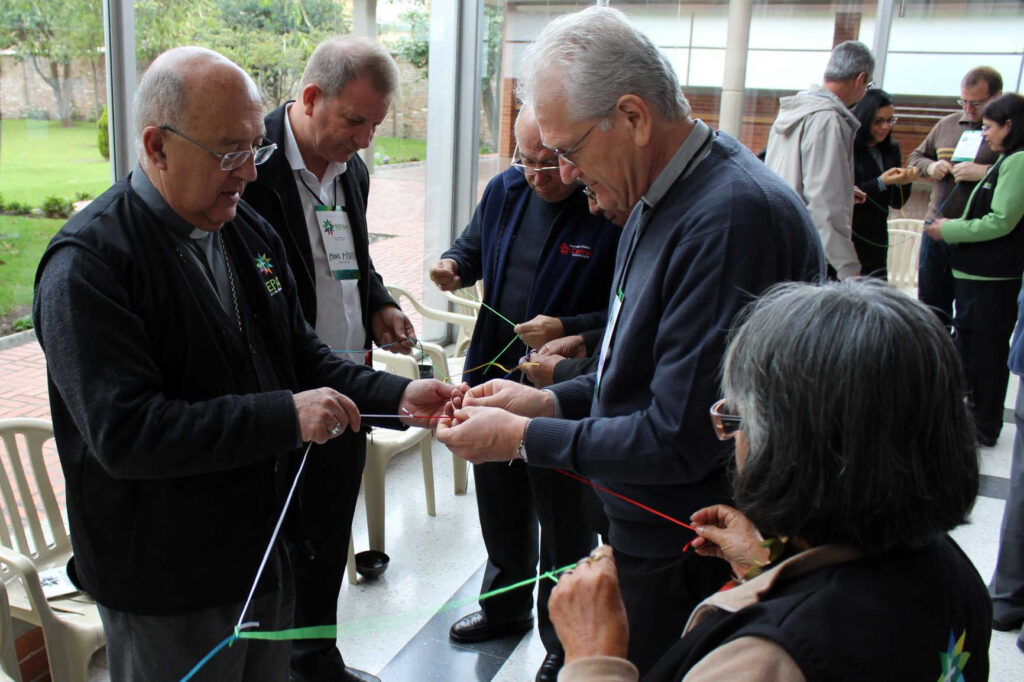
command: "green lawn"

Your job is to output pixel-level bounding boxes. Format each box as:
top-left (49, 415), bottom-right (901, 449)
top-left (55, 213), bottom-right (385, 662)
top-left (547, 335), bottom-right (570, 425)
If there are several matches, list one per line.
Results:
top-left (374, 136), bottom-right (427, 164)
top-left (0, 215), bottom-right (63, 316)
top-left (0, 119), bottom-right (112, 207)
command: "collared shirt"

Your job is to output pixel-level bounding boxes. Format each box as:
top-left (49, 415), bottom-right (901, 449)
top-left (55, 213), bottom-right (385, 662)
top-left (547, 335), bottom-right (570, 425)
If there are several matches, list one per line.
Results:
top-left (130, 164), bottom-right (232, 313)
top-left (283, 104), bottom-right (366, 354)
top-left (639, 118), bottom-right (714, 213)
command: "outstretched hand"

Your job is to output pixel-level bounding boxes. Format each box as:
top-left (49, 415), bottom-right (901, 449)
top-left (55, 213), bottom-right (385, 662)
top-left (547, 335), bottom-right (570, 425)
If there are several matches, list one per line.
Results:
top-left (550, 545), bottom-right (629, 663)
top-left (463, 379), bottom-right (555, 417)
top-left (435, 405), bottom-right (528, 463)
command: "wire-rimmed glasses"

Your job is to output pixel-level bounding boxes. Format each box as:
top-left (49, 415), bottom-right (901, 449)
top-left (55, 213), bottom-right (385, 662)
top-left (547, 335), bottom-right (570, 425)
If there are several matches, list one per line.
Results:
top-left (160, 125), bottom-right (277, 171)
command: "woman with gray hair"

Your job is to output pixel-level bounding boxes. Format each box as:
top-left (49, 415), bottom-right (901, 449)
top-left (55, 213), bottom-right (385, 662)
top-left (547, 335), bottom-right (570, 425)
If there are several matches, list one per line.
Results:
top-left (548, 280), bottom-right (990, 681)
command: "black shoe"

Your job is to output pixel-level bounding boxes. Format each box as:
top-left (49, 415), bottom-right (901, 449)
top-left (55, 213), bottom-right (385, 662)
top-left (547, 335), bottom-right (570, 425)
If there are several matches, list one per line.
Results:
top-left (341, 668), bottom-right (381, 682)
top-left (290, 664), bottom-right (380, 682)
top-left (993, 614), bottom-right (1024, 632)
top-left (449, 610), bottom-right (533, 643)
top-left (535, 653), bottom-right (564, 682)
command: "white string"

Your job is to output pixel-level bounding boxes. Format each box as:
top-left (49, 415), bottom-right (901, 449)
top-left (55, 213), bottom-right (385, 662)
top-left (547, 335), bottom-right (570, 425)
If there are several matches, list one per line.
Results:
top-left (235, 441), bottom-right (313, 630)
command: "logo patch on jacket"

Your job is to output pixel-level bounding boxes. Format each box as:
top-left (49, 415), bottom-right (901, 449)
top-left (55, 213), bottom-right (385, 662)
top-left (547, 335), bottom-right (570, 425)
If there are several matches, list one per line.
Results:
top-left (254, 253), bottom-right (282, 296)
top-left (559, 242), bottom-right (593, 259)
top-left (938, 629), bottom-right (971, 682)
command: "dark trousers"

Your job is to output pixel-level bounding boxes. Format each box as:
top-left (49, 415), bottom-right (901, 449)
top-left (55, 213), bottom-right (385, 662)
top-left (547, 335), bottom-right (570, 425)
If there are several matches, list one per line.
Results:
top-left (919, 234), bottom-right (955, 328)
top-left (283, 433), bottom-right (366, 680)
top-left (615, 550), bottom-right (731, 677)
top-left (98, 548), bottom-right (293, 682)
top-left (473, 460), bottom-right (598, 654)
top-left (991, 377), bottom-right (1024, 643)
top-left (952, 277), bottom-right (1019, 440)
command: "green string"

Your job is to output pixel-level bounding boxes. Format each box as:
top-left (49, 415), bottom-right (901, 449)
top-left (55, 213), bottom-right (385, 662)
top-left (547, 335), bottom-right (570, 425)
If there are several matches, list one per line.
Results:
top-left (483, 332), bottom-right (523, 377)
top-left (231, 562), bottom-right (579, 643)
top-left (462, 289), bottom-right (518, 329)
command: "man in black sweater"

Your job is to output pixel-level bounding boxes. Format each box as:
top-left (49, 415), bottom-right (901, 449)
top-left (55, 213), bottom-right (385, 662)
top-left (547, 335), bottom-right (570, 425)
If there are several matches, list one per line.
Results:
top-left (33, 47), bottom-right (448, 682)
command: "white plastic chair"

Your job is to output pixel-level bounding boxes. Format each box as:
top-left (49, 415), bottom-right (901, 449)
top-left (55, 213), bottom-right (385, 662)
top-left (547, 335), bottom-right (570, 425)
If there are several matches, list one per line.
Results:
top-left (887, 219), bottom-right (924, 292)
top-left (386, 285), bottom-right (477, 357)
top-left (415, 342), bottom-right (468, 496)
top-left (363, 352), bottom-right (437, 553)
top-left (0, 582), bottom-right (22, 682)
top-left (0, 419), bottom-right (105, 682)
top-left (440, 284), bottom-right (483, 356)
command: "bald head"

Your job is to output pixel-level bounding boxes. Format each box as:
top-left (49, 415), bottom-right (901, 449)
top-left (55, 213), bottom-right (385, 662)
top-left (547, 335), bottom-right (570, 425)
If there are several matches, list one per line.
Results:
top-left (135, 47), bottom-right (261, 157)
top-left (514, 105), bottom-right (541, 149)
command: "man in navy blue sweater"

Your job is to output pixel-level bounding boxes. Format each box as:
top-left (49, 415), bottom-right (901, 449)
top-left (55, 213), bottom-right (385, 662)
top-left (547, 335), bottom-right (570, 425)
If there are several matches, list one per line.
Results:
top-left (430, 106), bottom-right (619, 682)
top-left (437, 7), bottom-right (824, 676)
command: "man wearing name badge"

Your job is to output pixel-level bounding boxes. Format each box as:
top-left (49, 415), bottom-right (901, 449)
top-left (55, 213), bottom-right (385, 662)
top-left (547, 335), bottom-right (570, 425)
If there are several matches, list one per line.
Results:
top-left (32, 47), bottom-right (449, 681)
top-left (436, 6), bottom-right (824, 675)
top-left (430, 105), bottom-right (619, 682)
top-left (241, 36), bottom-right (414, 682)
top-left (908, 66), bottom-right (1002, 332)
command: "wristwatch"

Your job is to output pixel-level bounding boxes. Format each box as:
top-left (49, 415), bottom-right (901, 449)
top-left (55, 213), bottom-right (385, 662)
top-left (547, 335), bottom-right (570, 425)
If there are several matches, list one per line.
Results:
top-left (517, 438), bottom-right (528, 463)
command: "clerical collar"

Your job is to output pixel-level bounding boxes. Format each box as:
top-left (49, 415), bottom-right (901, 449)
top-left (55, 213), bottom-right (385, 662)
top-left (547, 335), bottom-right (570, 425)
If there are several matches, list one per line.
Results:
top-left (130, 163), bottom-right (210, 240)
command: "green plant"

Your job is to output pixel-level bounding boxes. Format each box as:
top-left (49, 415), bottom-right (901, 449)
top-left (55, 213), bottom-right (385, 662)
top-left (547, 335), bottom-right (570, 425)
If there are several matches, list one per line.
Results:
top-left (97, 107), bottom-right (109, 160)
top-left (1, 200), bottom-right (31, 215)
top-left (75, 191), bottom-right (92, 201)
top-left (12, 315), bottom-right (33, 332)
top-left (41, 196), bottom-right (73, 218)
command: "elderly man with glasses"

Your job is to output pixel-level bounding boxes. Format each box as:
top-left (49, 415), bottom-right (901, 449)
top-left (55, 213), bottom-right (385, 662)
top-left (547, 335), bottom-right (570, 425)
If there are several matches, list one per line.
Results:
top-left (429, 105), bottom-right (618, 682)
top-left (908, 66), bottom-right (1003, 336)
top-left (435, 6), bottom-right (823, 676)
top-left (32, 46), bottom-right (450, 681)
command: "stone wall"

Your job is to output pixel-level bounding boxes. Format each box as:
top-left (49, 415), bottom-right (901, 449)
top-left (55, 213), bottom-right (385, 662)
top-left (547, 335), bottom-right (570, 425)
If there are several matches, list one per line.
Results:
top-left (0, 55), bottom-right (107, 121)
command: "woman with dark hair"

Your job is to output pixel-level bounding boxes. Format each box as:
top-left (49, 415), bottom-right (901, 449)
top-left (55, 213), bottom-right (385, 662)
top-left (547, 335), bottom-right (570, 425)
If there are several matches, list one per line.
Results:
top-left (850, 89), bottom-right (918, 278)
top-left (548, 280), bottom-right (991, 681)
top-left (924, 92), bottom-right (1024, 447)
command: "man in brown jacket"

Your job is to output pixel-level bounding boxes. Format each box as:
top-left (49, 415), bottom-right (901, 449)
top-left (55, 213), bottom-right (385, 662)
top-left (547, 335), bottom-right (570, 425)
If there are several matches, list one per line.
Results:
top-left (907, 66), bottom-right (1002, 328)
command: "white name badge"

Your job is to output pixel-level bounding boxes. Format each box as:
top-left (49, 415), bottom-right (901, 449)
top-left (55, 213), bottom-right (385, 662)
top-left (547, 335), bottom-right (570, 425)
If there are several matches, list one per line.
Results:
top-left (952, 130), bottom-right (983, 163)
top-left (595, 288), bottom-right (624, 396)
top-left (315, 205), bottom-right (359, 280)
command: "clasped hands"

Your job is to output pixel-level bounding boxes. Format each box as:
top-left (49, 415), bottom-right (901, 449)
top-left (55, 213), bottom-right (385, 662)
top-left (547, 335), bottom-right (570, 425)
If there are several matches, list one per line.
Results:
top-left (435, 379), bottom-right (554, 463)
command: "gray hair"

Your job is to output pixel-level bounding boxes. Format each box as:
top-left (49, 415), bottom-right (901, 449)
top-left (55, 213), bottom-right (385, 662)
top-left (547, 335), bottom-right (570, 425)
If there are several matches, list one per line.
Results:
top-left (300, 35), bottom-right (399, 100)
top-left (722, 279), bottom-right (977, 552)
top-left (823, 40), bottom-right (875, 83)
top-left (515, 6), bottom-right (689, 125)
top-left (134, 60), bottom-right (188, 153)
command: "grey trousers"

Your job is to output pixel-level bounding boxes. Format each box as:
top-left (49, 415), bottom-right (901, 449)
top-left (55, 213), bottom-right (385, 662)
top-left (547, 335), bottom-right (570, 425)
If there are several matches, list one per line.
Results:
top-left (97, 548), bottom-right (294, 682)
top-left (991, 376), bottom-right (1024, 643)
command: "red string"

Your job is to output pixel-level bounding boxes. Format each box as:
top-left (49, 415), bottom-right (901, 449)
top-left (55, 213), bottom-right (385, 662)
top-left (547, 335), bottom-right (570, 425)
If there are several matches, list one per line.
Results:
top-left (554, 468), bottom-right (696, 533)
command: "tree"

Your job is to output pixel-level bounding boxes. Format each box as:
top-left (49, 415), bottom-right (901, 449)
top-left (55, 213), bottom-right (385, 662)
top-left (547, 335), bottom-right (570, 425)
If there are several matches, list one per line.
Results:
top-left (388, 0), bottom-right (505, 149)
top-left (0, 0), bottom-right (104, 127)
top-left (203, 0), bottom-right (352, 109)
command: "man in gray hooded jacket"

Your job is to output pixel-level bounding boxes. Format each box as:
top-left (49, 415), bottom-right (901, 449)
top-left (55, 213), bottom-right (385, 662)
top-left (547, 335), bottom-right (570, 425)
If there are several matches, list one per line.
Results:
top-left (766, 41), bottom-right (874, 281)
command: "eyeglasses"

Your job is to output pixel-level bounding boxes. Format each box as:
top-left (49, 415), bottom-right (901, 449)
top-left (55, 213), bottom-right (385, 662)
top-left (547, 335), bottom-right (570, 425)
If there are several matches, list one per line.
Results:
top-left (548, 124), bottom-right (597, 167)
top-left (709, 398), bottom-right (742, 441)
top-left (872, 116), bottom-right (899, 126)
top-left (510, 143), bottom-right (560, 176)
top-left (160, 125), bottom-right (277, 171)
top-left (866, 79), bottom-right (877, 90)
top-left (957, 96), bottom-right (993, 109)
top-left (580, 184), bottom-right (596, 200)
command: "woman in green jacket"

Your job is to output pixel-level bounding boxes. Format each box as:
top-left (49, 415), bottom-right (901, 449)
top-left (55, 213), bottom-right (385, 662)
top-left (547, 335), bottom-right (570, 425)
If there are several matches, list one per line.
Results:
top-left (925, 92), bottom-right (1024, 446)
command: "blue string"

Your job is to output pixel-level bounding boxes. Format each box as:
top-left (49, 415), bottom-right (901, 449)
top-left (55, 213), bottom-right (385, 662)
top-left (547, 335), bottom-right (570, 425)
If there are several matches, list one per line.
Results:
top-left (180, 633), bottom-right (236, 681)
top-left (330, 338), bottom-right (418, 355)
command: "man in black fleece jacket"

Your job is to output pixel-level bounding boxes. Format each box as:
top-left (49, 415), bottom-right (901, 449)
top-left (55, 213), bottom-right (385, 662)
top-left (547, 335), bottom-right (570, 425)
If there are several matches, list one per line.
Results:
top-left (32, 47), bottom-right (449, 682)
top-left (436, 6), bottom-right (824, 676)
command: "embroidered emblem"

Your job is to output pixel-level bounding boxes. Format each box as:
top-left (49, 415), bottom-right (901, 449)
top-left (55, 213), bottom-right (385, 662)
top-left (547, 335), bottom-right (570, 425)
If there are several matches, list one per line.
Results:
top-left (254, 253), bottom-right (274, 276)
top-left (559, 242), bottom-right (594, 260)
top-left (322, 218), bottom-right (335, 236)
top-left (937, 630), bottom-right (970, 682)
top-left (254, 253), bottom-right (282, 296)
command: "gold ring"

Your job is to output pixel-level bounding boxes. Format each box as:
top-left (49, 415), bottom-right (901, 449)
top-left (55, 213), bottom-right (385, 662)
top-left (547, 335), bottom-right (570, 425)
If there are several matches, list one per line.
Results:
top-left (588, 550), bottom-right (609, 562)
